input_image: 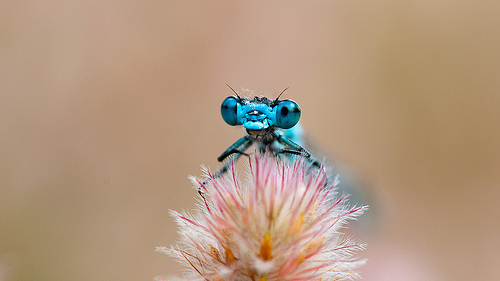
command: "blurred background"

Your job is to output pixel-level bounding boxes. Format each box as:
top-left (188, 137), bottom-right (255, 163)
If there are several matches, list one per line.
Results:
top-left (1, 1), bottom-right (499, 280)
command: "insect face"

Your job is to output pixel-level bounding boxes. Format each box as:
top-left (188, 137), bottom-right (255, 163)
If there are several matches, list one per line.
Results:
top-left (220, 96), bottom-right (301, 131)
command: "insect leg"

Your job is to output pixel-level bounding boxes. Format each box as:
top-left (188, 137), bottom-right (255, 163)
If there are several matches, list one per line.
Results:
top-left (273, 132), bottom-right (321, 168)
top-left (273, 131), bottom-right (311, 157)
top-left (212, 139), bottom-right (253, 179)
top-left (217, 135), bottom-right (253, 162)
top-left (199, 137), bottom-right (254, 196)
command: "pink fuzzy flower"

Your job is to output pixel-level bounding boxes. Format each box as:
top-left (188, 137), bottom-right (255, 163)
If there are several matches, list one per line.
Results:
top-left (157, 153), bottom-right (366, 281)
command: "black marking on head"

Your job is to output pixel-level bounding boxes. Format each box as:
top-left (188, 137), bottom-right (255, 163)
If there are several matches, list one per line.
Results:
top-left (243, 96), bottom-right (274, 106)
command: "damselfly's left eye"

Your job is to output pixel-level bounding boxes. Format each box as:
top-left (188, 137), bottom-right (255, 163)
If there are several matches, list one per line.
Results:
top-left (276, 100), bottom-right (300, 129)
top-left (221, 96), bottom-right (240, 126)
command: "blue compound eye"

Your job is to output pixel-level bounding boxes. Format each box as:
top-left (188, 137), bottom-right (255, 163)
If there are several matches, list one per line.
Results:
top-left (221, 96), bottom-right (240, 126)
top-left (276, 100), bottom-right (300, 129)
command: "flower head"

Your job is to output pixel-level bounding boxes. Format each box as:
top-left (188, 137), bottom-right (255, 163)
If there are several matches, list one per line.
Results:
top-left (157, 153), bottom-right (366, 280)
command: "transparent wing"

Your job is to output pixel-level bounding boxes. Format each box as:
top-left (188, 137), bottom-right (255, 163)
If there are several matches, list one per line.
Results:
top-left (290, 123), bottom-right (377, 230)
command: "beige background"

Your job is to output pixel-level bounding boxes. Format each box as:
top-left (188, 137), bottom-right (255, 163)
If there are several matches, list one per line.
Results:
top-left (1, 1), bottom-right (499, 280)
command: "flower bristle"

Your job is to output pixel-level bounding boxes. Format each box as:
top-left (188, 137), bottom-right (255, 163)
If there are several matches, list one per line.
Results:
top-left (159, 153), bottom-right (366, 280)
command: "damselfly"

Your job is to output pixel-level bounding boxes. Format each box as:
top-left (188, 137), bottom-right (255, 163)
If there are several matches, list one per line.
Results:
top-left (201, 86), bottom-right (372, 227)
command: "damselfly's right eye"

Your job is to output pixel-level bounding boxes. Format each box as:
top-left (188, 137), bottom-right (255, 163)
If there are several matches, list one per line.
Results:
top-left (221, 96), bottom-right (240, 126)
top-left (275, 100), bottom-right (301, 129)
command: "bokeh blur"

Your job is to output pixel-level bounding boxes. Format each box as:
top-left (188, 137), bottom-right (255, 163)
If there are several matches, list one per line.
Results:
top-left (1, 1), bottom-right (499, 280)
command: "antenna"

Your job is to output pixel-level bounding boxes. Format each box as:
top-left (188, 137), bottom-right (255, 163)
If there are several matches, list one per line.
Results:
top-left (274, 87), bottom-right (289, 103)
top-left (225, 84), bottom-right (241, 100)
